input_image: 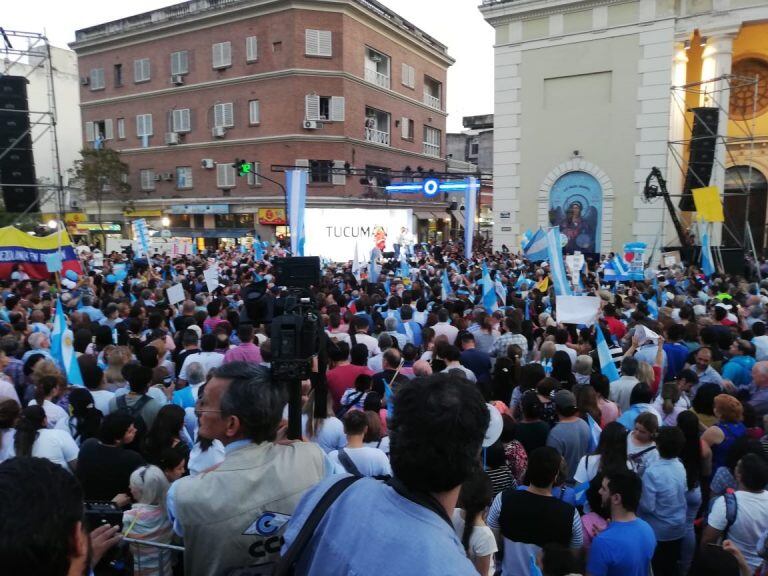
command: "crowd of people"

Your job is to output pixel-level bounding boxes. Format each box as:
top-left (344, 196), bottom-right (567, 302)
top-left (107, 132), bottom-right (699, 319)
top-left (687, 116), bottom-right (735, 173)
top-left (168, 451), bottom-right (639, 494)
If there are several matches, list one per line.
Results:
top-left (1, 238), bottom-right (768, 576)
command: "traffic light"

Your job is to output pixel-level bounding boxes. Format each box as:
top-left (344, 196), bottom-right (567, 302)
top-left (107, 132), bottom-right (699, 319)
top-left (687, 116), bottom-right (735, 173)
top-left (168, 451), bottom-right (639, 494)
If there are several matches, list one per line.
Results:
top-left (233, 159), bottom-right (256, 177)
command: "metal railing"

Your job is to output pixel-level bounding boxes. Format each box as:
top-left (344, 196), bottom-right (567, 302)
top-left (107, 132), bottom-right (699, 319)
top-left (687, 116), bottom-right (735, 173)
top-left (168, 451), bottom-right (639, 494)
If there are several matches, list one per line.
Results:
top-left (364, 68), bottom-right (391, 89)
top-left (123, 536), bottom-right (184, 576)
top-left (365, 127), bottom-right (390, 146)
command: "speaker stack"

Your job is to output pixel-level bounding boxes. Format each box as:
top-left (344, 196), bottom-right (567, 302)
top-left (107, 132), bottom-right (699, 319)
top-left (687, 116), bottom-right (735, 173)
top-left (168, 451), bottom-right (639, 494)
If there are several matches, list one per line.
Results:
top-left (679, 107), bottom-right (719, 212)
top-left (0, 75), bottom-right (39, 214)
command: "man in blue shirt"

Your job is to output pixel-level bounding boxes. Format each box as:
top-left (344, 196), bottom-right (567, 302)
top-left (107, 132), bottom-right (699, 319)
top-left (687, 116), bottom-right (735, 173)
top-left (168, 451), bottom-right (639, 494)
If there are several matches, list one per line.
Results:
top-left (587, 469), bottom-right (656, 576)
top-left (280, 372), bottom-right (489, 575)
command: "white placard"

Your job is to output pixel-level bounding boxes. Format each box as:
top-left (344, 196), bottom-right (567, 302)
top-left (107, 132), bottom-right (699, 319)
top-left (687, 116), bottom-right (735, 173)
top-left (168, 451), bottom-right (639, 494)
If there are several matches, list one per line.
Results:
top-left (204, 268), bottom-right (219, 292)
top-left (555, 295), bottom-right (601, 326)
top-left (303, 208), bottom-right (412, 262)
top-left (166, 283), bottom-right (185, 305)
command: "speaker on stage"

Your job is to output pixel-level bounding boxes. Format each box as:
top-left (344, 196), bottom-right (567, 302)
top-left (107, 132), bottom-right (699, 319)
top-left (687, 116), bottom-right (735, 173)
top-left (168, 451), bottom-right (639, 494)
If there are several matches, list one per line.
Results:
top-left (0, 76), bottom-right (39, 214)
top-left (679, 107), bottom-right (718, 211)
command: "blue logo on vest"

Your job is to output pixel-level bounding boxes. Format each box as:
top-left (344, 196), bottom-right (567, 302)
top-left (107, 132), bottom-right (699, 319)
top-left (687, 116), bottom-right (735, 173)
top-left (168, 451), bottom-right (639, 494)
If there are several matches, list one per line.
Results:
top-left (243, 511), bottom-right (291, 536)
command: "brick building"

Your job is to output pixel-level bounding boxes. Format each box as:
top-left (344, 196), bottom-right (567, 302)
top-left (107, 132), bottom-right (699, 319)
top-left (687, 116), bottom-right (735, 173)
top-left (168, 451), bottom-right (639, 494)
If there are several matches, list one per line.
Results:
top-left (70, 0), bottom-right (453, 246)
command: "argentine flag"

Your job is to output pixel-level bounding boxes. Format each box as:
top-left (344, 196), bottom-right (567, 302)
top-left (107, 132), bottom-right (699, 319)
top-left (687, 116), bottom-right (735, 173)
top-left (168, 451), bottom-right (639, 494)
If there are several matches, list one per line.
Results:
top-left (442, 269), bottom-right (452, 301)
top-left (523, 228), bottom-right (548, 262)
top-left (546, 227), bottom-right (572, 296)
top-left (368, 249), bottom-right (379, 282)
top-left (51, 298), bottom-right (83, 387)
top-left (587, 413), bottom-right (602, 452)
top-left (596, 325), bottom-right (620, 383)
top-left (700, 222), bottom-right (716, 277)
top-left (481, 262), bottom-right (499, 313)
top-left (399, 251), bottom-right (410, 278)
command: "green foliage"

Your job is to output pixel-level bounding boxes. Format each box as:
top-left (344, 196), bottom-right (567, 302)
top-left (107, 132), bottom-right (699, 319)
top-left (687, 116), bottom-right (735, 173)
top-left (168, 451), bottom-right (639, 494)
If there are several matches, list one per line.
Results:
top-left (71, 147), bottom-right (131, 202)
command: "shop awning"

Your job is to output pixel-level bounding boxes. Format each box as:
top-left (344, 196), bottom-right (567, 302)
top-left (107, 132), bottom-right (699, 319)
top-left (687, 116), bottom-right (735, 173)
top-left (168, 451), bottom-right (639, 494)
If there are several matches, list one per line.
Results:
top-left (415, 211), bottom-right (441, 220)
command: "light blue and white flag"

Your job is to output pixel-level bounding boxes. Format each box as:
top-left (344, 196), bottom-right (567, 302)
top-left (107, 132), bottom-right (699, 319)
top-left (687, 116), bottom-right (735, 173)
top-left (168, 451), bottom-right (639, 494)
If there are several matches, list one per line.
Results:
top-left (524, 228), bottom-right (548, 262)
top-left (131, 218), bottom-right (151, 259)
top-left (587, 413), bottom-right (602, 452)
top-left (546, 227), bottom-right (572, 296)
top-left (399, 251), bottom-right (410, 278)
top-left (442, 269), bottom-right (452, 301)
top-left (521, 229), bottom-right (534, 248)
top-left (51, 298), bottom-right (83, 387)
top-left (286, 169), bottom-right (308, 256)
top-left (464, 177), bottom-right (478, 260)
top-left (515, 273), bottom-right (529, 290)
top-left (352, 242), bottom-right (362, 282)
top-left (700, 221), bottom-right (716, 277)
top-left (481, 262), bottom-right (498, 313)
top-left (596, 325), bottom-right (621, 383)
top-left (254, 241), bottom-right (264, 261)
top-left (495, 279), bottom-right (508, 306)
top-left (368, 249), bottom-right (379, 282)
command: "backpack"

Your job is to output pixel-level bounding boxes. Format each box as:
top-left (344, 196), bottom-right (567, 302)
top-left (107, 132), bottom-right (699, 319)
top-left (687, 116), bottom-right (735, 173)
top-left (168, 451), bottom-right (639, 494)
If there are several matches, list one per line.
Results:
top-left (336, 449), bottom-right (362, 476)
top-left (724, 489), bottom-right (739, 538)
top-left (335, 391), bottom-right (364, 419)
top-left (628, 445), bottom-right (657, 477)
top-left (114, 394), bottom-right (151, 447)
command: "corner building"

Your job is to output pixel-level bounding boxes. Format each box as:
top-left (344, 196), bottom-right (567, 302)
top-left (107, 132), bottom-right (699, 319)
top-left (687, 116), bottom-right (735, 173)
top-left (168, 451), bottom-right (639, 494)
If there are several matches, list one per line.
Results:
top-left (71, 0), bottom-right (453, 246)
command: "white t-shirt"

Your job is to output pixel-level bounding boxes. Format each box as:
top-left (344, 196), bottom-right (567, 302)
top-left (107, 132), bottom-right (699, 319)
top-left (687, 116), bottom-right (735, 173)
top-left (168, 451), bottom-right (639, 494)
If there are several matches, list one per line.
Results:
top-left (3, 428), bottom-right (78, 472)
top-left (627, 436), bottom-right (659, 476)
top-left (353, 333), bottom-right (381, 358)
top-left (327, 446), bottom-right (392, 477)
top-left (28, 399), bottom-right (70, 433)
top-left (188, 439), bottom-right (226, 476)
top-left (179, 351), bottom-right (224, 381)
top-left (114, 386), bottom-right (168, 406)
top-left (364, 436), bottom-right (390, 455)
top-left (451, 509), bottom-right (498, 576)
top-left (302, 413), bottom-right (347, 454)
top-left (90, 389), bottom-right (115, 416)
top-left (709, 490), bottom-right (768, 570)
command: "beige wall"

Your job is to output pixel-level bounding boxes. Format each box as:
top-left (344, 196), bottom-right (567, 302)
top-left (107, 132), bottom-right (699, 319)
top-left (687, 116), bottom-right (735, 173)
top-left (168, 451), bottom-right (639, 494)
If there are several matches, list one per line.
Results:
top-left (518, 34), bottom-right (642, 248)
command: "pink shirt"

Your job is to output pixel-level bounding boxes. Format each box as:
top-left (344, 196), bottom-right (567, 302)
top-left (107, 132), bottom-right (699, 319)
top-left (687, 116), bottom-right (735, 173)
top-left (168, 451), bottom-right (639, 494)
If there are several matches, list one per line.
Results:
top-left (223, 343), bottom-right (262, 365)
top-left (581, 512), bottom-right (608, 550)
top-left (598, 397), bottom-right (620, 427)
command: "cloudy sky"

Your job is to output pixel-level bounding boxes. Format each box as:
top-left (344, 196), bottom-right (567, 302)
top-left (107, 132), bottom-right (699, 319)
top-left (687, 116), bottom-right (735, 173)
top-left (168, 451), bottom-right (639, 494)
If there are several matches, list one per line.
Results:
top-left (3, 0), bottom-right (495, 132)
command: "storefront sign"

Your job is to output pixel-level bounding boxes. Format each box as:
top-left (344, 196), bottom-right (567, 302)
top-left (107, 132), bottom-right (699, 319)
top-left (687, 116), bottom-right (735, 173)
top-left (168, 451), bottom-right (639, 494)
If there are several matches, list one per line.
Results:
top-left (169, 204), bottom-right (229, 215)
top-left (304, 208), bottom-right (412, 262)
top-left (74, 222), bottom-right (122, 233)
top-left (124, 209), bottom-right (163, 217)
top-left (500, 212), bottom-right (510, 219)
top-left (258, 208), bottom-right (287, 225)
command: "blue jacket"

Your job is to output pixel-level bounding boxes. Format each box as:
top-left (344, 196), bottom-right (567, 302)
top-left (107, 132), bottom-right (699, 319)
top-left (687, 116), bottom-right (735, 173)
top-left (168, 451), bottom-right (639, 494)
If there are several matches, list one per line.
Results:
top-left (638, 458), bottom-right (687, 541)
top-left (722, 355), bottom-right (756, 389)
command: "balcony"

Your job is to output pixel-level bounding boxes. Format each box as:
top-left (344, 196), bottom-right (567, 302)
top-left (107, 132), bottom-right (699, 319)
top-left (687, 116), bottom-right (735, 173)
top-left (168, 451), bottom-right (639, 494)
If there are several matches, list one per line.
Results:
top-left (423, 91), bottom-right (441, 110)
top-left (365, 67), bottom-right (390, 90)
top-left (366, 127), bottom-right (390, 146)
top-left (423, 142), bottom-right (440, 157)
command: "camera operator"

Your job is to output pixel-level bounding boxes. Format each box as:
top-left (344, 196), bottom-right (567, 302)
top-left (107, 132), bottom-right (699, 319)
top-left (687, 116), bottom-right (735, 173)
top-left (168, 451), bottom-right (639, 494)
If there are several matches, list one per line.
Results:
top-left (166, 361), bottom-right (327, 576)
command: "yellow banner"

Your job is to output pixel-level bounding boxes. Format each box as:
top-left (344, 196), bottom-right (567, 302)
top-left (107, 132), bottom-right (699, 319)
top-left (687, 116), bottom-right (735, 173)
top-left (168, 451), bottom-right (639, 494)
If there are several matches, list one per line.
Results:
top-left (692, 186), bottom-right (724, 222)
top-left (124, 209), bottom-right (163, 217)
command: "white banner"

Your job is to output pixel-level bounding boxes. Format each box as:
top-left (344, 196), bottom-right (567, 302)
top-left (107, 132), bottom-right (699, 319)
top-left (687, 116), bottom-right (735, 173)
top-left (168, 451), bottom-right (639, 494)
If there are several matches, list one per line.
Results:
top-left (303, 208), bottom-right (412, 262)
top-left (555, 295), bottom-right (601, 326)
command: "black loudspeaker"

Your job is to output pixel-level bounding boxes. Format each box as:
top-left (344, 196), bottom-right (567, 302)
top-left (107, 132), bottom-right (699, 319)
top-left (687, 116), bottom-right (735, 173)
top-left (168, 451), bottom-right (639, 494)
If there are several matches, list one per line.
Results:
top-left (679, 107), bottom-right (719, 211)
top-left (0, 76), bottom-right (38, 213)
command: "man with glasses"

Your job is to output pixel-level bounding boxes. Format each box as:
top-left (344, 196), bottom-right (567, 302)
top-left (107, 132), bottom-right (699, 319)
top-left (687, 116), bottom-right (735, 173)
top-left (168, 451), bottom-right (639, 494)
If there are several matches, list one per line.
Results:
top-left (167, 362), bottom-right (327, 576)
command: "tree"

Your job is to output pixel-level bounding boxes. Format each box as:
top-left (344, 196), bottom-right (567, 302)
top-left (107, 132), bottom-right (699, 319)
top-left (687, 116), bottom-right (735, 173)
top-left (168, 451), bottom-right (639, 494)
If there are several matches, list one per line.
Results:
top-left (70, 148), bottom-right (131, 228)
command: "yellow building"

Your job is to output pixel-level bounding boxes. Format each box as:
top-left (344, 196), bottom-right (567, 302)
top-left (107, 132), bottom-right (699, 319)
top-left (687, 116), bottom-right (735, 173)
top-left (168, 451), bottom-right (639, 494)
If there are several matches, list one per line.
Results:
top-left (481, 0), bottom-right (768, 259)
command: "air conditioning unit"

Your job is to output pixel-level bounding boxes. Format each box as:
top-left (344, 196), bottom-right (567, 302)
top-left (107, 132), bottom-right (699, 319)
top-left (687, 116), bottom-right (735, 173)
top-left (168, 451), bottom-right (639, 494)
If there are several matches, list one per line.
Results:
top-left (201, 158), bottom-right (215, 169)
top-left (70, 199), bottom-right (81, 209)
top-left (154, 174), bottom-right (162, 181)
top-left (80, 76), bottom-right (90, 85)
top-left (162, 172), bottom-right (174, 181)
top-left (303, 120), bottom-right (318, 130)
top-left (165, 132), bottom-right (180, 145)
top-left (171, 74), bottom-right (185, 85)
top-left (212, 126), bottom-right (227, 138)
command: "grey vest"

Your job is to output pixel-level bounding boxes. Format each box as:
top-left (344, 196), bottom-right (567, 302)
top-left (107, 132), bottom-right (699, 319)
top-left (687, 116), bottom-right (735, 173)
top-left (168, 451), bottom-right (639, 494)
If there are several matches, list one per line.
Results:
top-left (174, 441), bottom-right (325, 576)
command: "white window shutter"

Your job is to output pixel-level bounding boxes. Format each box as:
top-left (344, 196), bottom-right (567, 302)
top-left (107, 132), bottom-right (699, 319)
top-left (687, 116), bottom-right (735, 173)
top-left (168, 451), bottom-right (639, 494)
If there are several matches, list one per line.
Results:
top-left (104, 119), bottom-right (114, 140)
top-left (295, 159), bottom-right (309, 171)
top-left (305, 29), bottom-right (319, 55)
top-left (117, 118), bottom-right (125, 139)
top-left (401, 117), bottom-right (409, 139)
top-left (224, 103), bottom-right (233, 127)
top-left (330, 96), bottom-right (345, 121)
top-left (318, 31), bottom-right (332, 56)
top-left (332, 160), bottom-right (346, 185)
top-left (249, 100), bottom-right (260, 124)
top-left (85, 121), bottom-right (95, 142)
top-left (214, 104), bottom-right (223, 127)
top-left (133, 60), bottom-right (141, 82)
top-left (246, 36), bottom-right (258, 62)
top-left (146, 114), bottom-right (153, 136)
top-left (223, 42), bottom-right (231, 66)
top-left (401, 63), bottom-right (408, 86)
top-left (136, 116), bottom-right (142, 137)
top-left (305, 95), bottom-right (320, 121)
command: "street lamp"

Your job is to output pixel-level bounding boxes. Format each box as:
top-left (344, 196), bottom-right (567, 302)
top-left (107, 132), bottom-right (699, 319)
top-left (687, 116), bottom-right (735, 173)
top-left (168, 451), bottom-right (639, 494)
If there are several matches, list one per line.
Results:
top-left (47, 219), bottom-right (58, 230)
top-left (161, 216), bottom-right (170, 227)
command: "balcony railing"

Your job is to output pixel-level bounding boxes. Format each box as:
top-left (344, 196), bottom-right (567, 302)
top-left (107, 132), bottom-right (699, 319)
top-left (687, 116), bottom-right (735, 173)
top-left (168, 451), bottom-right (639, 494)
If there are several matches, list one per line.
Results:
top-left (423, 142), bottom-right (440, 157)
top-left (366, 127), bottom-right (390, 146)
top-left (423, 92), bottom-right (441, 110)
top-left (365, 68), bottom-right (391, 89)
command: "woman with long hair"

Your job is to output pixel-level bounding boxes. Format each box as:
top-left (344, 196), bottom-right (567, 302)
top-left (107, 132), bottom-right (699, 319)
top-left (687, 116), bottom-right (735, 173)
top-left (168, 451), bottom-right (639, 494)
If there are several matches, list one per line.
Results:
top-left (491, 353), bottom-right (519, 406)
top-left (677, 410), bottom-right (712, 575)
top-left (474, 315), bottom-right (499, 356)
top-left (702, 394), bottom-right (747, 474)
top-left (591, 373), bottom-right (620, 427)
top-left (68, 387), bottom-right (102, 446)
top-left (302, 389), bottom-right (346, 453)
top-left (453, 470), bottom-right (497, 576)
top-left (575, 385), bottom-right (602, 425)
top-left (656, 381), bottom-right (684, 426)
top-left (143, 404), bottom-right (189, 467)
top-left (362, 409), bottom-right (389, 455)
top-left (0, 398), bottom-right (20, 463)
top-left (28, 367), bottom-right (70, 431)
top-left (14, 405), bottom-right (78, 472)
top-left (573, 422), bottom-right (629, 490)
top-left (535, 377), bottom-right (559, 427)
top-left (551, 351), bottom-right (576, 390)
